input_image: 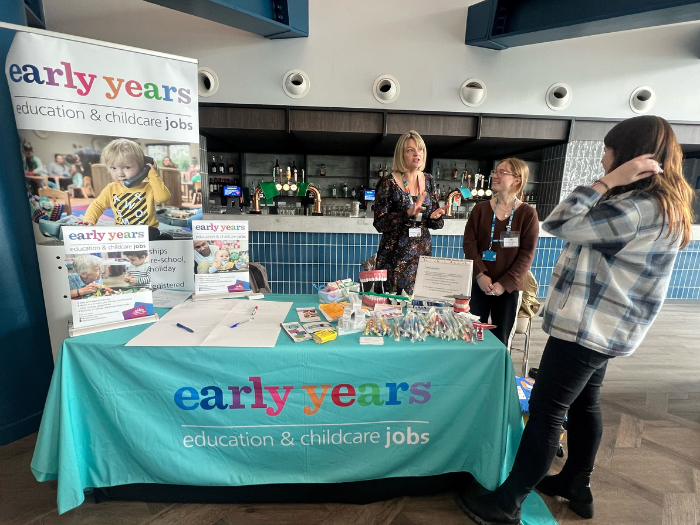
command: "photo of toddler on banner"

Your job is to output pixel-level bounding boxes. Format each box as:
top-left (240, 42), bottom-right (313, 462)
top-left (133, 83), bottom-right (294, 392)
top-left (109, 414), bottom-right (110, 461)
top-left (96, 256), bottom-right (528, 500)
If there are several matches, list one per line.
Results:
top-left (123, 250), bottom-right (151, 285)
top-left (79, 138), bottom-right (171, 239)
top-left (208, 249), bottom-right (235, 273)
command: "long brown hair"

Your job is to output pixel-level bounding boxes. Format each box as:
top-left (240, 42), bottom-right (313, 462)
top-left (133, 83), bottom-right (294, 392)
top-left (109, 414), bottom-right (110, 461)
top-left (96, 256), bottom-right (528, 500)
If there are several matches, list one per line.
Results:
top-left (604, 116), bottom-right (694, 249)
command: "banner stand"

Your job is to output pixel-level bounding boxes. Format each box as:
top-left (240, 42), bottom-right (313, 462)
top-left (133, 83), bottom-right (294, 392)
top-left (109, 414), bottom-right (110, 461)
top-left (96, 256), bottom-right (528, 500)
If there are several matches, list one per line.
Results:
top-left (68, 314), bottom-right (159, 338)
top-left (192, 292), bottom-right (250, 302)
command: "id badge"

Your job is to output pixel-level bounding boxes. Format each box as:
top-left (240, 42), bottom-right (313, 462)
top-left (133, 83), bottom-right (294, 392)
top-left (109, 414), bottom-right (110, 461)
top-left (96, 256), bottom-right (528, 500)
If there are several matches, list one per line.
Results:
top-left (482, 250), bottom-right (497, 261)
top-left (409, 227), bottom-right (422, 238)
top-left (501, 231), bottom-right (520, 248)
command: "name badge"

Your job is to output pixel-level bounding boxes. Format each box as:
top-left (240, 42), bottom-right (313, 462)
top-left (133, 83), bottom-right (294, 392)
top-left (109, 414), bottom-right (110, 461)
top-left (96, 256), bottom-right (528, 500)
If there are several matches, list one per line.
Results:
top-left (482, 250), bottom-right (497, 261)
top-left (409, 227), bottom-right (421, 238)
top-left (501, 231), bottom-right (520, 248)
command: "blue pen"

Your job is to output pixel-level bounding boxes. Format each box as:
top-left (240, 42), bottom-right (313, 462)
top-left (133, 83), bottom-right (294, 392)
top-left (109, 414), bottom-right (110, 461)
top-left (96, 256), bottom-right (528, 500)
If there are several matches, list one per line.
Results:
top-left (231, 306), bottom-right (259, 328)
top-left (176, 323), bottom-right (194, 333)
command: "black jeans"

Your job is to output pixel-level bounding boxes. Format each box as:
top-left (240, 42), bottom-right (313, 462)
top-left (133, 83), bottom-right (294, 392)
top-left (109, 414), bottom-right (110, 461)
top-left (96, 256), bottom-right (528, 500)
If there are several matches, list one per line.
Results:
top-left (498, 337), bottom-right (612, 507)
top-left (469, 280), bottom-right (520, 348)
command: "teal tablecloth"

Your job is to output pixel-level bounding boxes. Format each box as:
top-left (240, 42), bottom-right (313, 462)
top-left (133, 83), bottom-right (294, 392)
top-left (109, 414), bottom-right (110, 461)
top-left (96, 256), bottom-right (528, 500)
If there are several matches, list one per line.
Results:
top-left (31, 294), bottom-right (555, 524)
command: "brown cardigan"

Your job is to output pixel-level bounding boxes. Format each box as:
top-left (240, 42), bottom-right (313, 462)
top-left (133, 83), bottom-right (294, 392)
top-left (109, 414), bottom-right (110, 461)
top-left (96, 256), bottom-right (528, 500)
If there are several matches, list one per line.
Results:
top-left (462, 201), bottom-right (539, 293)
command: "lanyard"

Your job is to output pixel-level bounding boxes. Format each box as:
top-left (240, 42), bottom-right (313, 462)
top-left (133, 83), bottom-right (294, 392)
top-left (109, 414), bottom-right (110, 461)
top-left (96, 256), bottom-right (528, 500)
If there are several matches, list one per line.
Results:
top-left (401, 173), bottom-right (421, 197)
top-left (488, 197), bottom-right (517, 251)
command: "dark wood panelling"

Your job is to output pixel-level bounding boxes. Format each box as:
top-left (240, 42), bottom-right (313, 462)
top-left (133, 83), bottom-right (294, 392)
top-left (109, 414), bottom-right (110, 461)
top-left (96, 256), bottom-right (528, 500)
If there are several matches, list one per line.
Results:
top-left (290, 110), bottom-right (383, 133)
top-left (199, 107), bottom-right (286, 130)
top-left (386, 114), bottom-right (477, 137)
top-left (481, 117), bottom-right (569, 140)
top-left (572, 120), bottom-right (620, 141)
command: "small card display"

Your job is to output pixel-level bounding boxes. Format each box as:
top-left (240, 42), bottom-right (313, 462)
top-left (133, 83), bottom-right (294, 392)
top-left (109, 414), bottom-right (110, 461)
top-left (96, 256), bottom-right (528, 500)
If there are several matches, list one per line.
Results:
top-left (296, 306), bottom-right (321, 322)
top-left (281, 322), bottom-right (312, 342)
top-left (302, 321), bottom-right (334, 333)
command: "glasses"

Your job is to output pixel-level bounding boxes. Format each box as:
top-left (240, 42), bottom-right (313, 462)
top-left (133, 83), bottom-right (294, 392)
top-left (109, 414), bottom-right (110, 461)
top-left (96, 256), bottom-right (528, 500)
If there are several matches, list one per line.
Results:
top-left (492, 169), bottom-right (521, 178)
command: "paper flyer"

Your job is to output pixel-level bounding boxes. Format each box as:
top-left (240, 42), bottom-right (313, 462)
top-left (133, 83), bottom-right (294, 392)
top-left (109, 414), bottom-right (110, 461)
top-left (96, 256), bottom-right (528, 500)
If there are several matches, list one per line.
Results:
top-left (192, 220), bottom-right (250, 296)
top-left (63, 225), bottom-right (153, 329)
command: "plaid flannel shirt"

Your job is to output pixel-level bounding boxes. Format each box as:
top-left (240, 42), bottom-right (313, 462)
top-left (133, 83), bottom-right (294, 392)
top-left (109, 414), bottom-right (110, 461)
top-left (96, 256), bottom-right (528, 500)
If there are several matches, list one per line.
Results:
top-left (541, 186), bottom-right (680, 357)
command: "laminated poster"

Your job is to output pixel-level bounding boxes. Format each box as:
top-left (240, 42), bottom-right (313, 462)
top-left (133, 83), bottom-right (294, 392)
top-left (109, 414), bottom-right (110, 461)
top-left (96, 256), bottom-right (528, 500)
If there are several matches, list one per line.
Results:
top-left (192, 220), bottom-right (250, 296)
top-left (63, 225), bottom-right (154, 329)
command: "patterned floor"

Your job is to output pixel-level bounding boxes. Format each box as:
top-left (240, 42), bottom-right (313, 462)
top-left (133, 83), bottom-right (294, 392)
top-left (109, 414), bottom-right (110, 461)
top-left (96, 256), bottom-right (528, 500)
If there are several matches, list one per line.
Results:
top-left (2, 304), bottom-right (699, 525)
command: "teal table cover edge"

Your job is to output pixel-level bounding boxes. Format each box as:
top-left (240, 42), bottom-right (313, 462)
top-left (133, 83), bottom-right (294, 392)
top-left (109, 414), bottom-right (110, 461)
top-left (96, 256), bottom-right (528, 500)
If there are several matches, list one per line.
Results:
top-left (31, 294), bottom-right (555, 524)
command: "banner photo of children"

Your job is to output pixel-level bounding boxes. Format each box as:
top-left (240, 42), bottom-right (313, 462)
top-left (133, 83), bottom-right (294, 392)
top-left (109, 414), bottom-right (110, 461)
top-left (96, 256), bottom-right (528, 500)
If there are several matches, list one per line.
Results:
top-left (23, 132), bottom-right (201, 241)
top-left (63, 225), bottom-right (154, 329)
top-left (4, 29), bottom-right (200, 243)
top-left (192, 220), bottom-right (250, 297)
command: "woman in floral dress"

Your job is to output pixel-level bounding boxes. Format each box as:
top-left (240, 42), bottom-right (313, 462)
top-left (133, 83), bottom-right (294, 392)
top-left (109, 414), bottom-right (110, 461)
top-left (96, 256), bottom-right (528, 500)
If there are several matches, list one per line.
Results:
top-left (373, 130), bottom-right (447, 295)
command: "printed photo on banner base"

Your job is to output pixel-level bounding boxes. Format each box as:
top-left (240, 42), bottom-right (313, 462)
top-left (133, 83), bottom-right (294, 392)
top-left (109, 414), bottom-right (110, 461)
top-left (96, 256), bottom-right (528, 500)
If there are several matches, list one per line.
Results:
top-left (192, 220), bottom-right (250, 296)
top-left (22, 131), bottom-right (200, 243)
top-left (63, 225), bottom-right (155, 329)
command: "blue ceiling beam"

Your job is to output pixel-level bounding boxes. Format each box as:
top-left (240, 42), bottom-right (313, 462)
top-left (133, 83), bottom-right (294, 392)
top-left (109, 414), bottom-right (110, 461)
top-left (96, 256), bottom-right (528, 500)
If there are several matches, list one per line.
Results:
top-left (144, 0), bottom-right (308, 39)
top-left (465, 0), bottom-right (700, 50)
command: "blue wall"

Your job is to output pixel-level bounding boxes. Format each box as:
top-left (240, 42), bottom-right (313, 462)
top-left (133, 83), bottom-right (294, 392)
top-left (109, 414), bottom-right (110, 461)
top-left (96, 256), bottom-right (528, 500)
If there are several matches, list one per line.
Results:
top-left (249, 231), bottom-right (700, 300)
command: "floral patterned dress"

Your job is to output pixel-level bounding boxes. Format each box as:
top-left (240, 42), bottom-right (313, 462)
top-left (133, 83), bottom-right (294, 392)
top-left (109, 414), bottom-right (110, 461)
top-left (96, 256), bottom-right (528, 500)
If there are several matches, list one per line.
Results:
top-left (373, 173), bottom-right (444, 294)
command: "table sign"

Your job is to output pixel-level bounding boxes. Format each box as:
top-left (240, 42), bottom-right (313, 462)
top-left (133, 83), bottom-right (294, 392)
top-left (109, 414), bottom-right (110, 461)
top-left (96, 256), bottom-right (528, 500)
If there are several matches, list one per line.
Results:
top-left (62, 225), bottom-right (157, 336)
top-left (192, 220), bottom-right (251, 300)
top-left (413, 256), bottom-right (473, 303)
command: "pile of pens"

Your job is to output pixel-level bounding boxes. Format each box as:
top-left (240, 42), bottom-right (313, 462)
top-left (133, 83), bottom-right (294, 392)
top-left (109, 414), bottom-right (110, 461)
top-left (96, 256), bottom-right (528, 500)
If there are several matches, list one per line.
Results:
top-left (362, 307), bottom-right (478, 344)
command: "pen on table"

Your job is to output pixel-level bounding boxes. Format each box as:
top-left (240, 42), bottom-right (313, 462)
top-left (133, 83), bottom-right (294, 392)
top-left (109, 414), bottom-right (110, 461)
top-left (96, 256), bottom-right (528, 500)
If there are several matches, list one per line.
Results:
top-left (231, 306), bottom-right (259, 328)
top-left (176, 323), bottom-right (194, 333)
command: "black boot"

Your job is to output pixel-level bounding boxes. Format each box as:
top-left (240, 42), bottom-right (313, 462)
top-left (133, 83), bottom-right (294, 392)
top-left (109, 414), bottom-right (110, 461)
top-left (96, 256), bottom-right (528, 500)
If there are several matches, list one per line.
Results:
top-left (454, 480), bottom-right (522, 525)
top-left (537, 469), bottom-right (594, 519)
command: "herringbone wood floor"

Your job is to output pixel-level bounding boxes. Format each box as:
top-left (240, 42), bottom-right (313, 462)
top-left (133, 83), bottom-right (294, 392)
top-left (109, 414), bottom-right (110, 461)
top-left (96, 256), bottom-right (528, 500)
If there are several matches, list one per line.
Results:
top-left (2, 304), bottom-right (699, 525)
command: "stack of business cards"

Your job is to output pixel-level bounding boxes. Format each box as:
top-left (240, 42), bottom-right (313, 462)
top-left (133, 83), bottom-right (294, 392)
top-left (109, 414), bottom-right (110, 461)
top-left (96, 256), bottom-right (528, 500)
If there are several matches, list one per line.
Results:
top-left (359, 337), bottom-right (384, 345)
top-left (296, 306), bottom-right (321, 322)
top-left (281, 322), bottom-right (312, 342)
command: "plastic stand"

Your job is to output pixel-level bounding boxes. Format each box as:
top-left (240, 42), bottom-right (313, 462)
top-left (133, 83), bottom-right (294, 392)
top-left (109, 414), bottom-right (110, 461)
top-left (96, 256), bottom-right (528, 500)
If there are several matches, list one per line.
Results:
top-left (68, 314), bottom-right (159, 338)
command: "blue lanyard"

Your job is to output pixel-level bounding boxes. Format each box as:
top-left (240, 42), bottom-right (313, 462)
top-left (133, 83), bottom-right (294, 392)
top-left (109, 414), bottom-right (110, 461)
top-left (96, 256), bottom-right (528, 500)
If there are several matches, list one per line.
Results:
top-left (488, 197), bottom-right (517, 251)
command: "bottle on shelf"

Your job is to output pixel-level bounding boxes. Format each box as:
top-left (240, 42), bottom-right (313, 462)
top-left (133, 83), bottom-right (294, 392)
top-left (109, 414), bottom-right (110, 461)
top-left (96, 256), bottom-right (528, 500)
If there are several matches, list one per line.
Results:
top-left (435, 161), bottom-right (441, 180)
top-left (227, 157), bottom-right (235, 175)
top-left (452, 163), bottom-right (458, 180)
top-left (462, 164), bottom-right (468, 187)
top-left (209, 156), bottom-right (217, 174)
top-left (378, 163), bottom-right (384, 178)
top-left (384, 164), bottom-right (389, 177)
top-left (218, 156), bottom-right (225, 175)
top-left (342, 182), bottom-right (348, 198)
top-left (209, 178), bottom-right (214, 194)
top-left (351, 187), bottom-right (357, 199)
top-left (332, 184), bottom-right (337, 198)
top-left (320, 163), bottom-right (327, 176)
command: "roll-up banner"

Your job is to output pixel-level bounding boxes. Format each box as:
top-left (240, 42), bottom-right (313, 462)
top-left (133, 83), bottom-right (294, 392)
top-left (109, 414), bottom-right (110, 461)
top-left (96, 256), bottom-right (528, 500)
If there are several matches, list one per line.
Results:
top-left (2, 24), bottom-right (198, 342)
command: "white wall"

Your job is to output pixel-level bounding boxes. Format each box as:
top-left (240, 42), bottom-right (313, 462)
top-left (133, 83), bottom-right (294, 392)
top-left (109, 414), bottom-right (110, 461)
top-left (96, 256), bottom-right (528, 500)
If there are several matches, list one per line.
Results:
top-left (43, 0), bottom-right (700, 121)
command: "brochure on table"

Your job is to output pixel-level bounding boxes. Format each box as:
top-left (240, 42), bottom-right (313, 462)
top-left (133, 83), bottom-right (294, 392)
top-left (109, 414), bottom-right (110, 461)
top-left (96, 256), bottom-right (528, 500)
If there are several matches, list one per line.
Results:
top-left (63, 225), bottom-right (156, 335)
top-left (192, 220), bottom-right (250, 299)
top-left (413, 256), bottom-right (473, 303)
top-left (126, 299), bottom-right (292, 347)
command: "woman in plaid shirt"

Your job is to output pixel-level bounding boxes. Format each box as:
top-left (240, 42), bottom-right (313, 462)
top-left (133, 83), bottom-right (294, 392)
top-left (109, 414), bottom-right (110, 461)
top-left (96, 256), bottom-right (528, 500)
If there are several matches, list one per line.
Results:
top-left (456, 116), bottom-right (695, 524)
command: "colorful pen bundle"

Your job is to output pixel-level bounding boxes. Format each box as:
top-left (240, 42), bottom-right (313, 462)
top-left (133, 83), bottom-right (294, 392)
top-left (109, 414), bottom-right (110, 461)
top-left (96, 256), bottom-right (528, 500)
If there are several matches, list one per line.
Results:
top-left (364, 312), bottom-right (393, 337)
top-left (361, 307), bottom-right (478, 344)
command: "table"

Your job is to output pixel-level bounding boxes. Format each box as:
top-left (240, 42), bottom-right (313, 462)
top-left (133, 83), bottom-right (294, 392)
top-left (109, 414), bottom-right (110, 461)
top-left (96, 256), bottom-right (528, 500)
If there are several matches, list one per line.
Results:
top-left (31, 294), bottom-right (555, 524)
top-left (181, 181), bottom-right (193, 202)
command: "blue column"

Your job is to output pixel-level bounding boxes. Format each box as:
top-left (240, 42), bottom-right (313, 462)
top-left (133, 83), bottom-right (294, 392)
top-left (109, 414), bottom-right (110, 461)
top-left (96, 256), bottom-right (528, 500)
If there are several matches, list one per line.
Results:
top-left (0, 1), bottom-right (55, 444)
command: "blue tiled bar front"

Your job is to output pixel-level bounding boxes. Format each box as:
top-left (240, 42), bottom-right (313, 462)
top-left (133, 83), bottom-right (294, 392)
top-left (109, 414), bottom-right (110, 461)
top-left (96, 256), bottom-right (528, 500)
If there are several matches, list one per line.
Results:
top-left (239, 220), bottom-right (700, 300)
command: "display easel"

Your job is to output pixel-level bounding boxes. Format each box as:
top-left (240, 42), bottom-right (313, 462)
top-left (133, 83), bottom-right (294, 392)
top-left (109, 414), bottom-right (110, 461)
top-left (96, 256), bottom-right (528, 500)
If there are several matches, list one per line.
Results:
top-left (68, 314), bottom-right (159, 338)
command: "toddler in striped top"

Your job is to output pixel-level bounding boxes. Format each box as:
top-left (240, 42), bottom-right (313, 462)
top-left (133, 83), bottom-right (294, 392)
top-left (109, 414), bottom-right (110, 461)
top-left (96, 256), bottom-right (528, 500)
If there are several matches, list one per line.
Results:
top-left (123, 250), bottom-right (150, 286)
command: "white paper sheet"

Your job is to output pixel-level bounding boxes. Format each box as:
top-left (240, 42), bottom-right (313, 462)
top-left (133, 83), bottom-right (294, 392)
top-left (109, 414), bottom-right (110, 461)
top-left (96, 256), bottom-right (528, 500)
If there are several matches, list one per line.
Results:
top-left (152, 289), bottom-right (193, 308)
top-left (413, 256), bottom-right (473, 302)
top-left (126, 300), bottom-right (292, 347)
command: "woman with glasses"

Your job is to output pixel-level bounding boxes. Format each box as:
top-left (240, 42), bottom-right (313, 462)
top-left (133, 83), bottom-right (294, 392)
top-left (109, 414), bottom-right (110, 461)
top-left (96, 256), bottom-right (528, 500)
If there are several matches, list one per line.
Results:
top-left (456, 116), bottom-right (695, 525)
top-left (462, 158), bottom-right (539, 348)
top-left (374, 130), bottom-right (448, 295)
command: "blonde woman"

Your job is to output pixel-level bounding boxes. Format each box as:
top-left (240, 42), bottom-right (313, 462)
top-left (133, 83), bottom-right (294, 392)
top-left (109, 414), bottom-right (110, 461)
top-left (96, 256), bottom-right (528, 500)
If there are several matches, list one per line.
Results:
top-left (462, 158), bottom-right (539, 348)
top-left (456, 115), bottom-right (695, 524)
top-left (373, 130), bottom-right (448, 294)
